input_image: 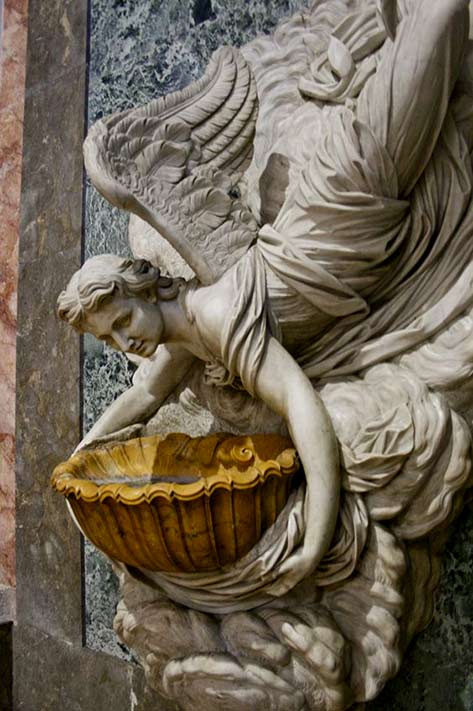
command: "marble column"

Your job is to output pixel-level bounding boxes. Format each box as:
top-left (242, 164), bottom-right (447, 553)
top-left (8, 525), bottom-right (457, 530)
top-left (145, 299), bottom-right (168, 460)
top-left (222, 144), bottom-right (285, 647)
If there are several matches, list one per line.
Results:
top-left (0, 0), bottom-right (28, 614)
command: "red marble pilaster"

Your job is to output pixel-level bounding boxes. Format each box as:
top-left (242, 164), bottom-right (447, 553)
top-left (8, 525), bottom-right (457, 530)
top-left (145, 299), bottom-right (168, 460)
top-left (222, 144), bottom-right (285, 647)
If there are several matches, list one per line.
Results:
top-left (0, 0), bottom-right (29, 590)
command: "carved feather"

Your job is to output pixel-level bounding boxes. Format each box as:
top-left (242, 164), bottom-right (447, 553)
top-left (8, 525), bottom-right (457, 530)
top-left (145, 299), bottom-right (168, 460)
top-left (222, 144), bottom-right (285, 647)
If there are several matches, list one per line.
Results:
top-left (84, 47), bottom-right (259, 284)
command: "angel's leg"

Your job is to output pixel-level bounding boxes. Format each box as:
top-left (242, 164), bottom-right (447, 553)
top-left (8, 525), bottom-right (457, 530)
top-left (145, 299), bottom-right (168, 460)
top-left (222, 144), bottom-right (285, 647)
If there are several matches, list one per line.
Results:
top-left (357, 0), bottom-right (469, 198)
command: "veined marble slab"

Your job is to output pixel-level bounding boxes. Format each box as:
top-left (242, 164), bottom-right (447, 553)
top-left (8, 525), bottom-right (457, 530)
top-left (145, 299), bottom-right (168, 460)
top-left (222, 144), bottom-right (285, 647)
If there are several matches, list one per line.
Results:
top-left (0, 0), bottom-right (28, 594)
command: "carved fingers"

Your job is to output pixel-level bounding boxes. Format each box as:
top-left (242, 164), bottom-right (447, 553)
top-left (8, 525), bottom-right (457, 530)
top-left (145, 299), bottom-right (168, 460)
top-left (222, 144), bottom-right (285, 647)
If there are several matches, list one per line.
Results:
top-left (265, 546), bottom-right (318, 598)
top-left (73, 423), bottom-right (144, 454)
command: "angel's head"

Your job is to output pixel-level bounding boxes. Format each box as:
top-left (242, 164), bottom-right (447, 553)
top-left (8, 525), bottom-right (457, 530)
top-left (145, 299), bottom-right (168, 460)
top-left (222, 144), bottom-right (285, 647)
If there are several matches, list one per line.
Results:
top-left (57, 254), bottom-right (180, 357)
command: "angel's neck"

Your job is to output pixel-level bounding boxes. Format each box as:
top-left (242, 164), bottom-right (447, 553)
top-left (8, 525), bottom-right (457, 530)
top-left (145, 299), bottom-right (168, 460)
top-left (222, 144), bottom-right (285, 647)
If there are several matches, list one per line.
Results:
top-left (158, 281), bottom-right (216, 364)
top-left (159, 297), bottom-right (189, 344)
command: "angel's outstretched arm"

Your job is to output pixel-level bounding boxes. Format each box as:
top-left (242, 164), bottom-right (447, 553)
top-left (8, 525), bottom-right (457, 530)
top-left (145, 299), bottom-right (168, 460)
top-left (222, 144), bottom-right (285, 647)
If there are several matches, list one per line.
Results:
top-left (357, 0), bottom-right (469, 196)
top-left (253, 337), bottom-right (340, 595)
top-left (78, 344), bottom-right (196, 450)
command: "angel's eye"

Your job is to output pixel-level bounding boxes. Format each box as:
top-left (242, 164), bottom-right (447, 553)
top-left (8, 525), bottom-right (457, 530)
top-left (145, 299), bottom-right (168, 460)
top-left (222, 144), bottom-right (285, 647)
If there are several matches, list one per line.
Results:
top-left (114, 314), bottom-right (131, 329)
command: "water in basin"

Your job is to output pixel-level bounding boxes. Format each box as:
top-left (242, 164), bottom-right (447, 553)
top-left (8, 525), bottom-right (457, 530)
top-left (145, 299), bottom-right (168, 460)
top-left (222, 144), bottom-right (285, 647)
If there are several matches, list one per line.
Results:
top-left (92, 474), bottom-right (201, 487)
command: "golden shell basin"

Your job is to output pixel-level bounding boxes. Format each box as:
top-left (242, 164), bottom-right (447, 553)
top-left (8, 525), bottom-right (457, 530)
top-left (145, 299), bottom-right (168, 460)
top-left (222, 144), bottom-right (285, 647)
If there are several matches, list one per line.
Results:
top-left (51, 432), bottom-right (300, 573)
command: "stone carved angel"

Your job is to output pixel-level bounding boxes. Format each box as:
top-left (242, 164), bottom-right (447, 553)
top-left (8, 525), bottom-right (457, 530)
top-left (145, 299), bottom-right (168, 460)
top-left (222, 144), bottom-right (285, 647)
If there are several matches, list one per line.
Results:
top-left (57, 0), bottom-right (473, 708)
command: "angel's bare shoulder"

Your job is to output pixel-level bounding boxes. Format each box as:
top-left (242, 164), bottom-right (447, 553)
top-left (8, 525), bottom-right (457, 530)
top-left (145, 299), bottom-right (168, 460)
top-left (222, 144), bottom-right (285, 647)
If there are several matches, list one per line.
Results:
top-left (189, 272), bottom-right (237, 353)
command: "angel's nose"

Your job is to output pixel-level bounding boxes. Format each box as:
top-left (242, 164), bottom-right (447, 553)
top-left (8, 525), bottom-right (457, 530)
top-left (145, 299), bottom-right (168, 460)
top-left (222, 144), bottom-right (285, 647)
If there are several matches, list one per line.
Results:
top-left (112, 330), bottom-right (130, 352)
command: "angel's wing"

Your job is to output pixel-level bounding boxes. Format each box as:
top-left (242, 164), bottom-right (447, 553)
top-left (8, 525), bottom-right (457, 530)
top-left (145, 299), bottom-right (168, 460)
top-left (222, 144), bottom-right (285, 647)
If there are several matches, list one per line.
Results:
top-left (84, 47), bottom-right (258, 284)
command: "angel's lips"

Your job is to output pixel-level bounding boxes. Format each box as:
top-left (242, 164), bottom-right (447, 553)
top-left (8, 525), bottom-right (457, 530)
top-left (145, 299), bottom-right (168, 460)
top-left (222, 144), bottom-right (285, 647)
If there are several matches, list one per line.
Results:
top-left (130, 340), bottom-right (145, 355)
top-left (134, 340), bottom-right (156, 358)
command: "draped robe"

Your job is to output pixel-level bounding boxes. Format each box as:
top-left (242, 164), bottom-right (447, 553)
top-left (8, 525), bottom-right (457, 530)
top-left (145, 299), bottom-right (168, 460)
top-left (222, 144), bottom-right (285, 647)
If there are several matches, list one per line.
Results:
top-left (135, 0), bottom-right (473, 611)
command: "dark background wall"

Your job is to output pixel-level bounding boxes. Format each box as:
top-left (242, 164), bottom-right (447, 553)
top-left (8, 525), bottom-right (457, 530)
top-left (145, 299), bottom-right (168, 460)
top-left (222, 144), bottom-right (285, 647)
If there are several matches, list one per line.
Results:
top-left (0, 624), bottom-right (12, 711)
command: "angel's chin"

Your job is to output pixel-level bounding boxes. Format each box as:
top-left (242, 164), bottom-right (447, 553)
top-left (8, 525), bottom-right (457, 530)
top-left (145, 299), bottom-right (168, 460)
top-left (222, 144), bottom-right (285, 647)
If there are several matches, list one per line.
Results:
top-left (143, 341), bottom-right (159, 358)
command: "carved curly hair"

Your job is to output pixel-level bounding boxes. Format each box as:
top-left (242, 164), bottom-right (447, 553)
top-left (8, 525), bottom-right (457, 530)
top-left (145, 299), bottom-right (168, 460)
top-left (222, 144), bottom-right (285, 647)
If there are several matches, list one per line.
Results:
top-left (57, 254), bottom-right (178, 331)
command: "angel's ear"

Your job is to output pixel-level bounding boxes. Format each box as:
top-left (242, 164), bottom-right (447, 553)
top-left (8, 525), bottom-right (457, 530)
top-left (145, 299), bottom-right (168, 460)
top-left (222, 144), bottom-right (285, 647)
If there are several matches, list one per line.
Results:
top-left (141, 286), bottom-right (158, 304)
top-left (157, 276), bottom-right (185, 301)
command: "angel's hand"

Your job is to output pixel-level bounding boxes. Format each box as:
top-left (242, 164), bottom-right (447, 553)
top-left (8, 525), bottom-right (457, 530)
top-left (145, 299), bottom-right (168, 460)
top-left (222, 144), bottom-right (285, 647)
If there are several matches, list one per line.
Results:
top-left (72, 346), bottom-right (197, 456)
top-left (266, 543), bottom-right (321, 598)
top-left (73, 424), bottom-right (144, 455)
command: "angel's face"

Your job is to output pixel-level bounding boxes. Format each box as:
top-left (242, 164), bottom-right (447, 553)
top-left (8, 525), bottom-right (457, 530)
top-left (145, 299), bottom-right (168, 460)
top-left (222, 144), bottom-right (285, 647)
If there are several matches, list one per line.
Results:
top-left (84, 292), bottom-right (163, 357)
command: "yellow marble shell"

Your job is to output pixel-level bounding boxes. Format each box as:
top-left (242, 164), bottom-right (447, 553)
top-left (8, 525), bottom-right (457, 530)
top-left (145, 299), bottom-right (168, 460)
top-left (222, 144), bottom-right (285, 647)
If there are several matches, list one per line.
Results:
top-left (51, 432), bottom-right (300, 573)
